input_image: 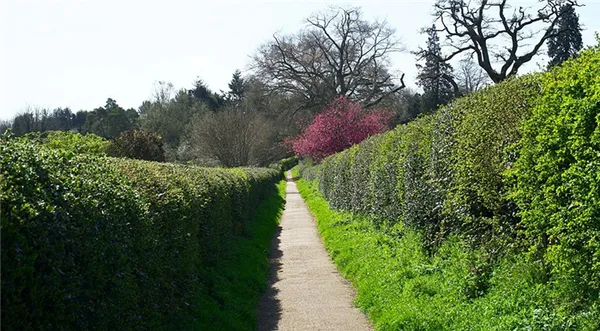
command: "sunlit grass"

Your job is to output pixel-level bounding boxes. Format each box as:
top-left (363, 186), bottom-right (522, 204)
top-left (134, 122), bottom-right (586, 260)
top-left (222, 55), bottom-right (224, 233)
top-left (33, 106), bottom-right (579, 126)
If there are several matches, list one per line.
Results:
top-left (296, 177), bottom-right (599, 331)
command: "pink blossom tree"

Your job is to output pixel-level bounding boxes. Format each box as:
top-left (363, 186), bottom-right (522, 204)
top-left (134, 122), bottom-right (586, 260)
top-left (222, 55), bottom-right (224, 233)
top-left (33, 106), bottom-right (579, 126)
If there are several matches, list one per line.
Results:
top-left (286, 96), bottom-right (394, 160)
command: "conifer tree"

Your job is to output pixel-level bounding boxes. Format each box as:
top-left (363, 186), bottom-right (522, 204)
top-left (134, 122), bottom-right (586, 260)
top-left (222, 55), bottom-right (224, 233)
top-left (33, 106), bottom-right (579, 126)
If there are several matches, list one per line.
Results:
top-left (227, 70), bottom-right (245, 103)
top-left (416, 25), bottom-right (455, 112)
top-left (547, 4), bottom-right (583, 68)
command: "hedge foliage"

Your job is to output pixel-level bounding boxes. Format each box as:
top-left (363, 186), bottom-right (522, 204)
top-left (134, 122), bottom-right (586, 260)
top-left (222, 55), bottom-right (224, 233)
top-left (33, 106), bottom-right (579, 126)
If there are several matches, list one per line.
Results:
top-left (268, 156), bottom-right (298, 173)
top-left (24, 130), bottom-right (110, 155)
top-left (300, 47), bottom-right (600, 317)
top-left (510, 48), bottom-right (600, 305)
top-left (297, 177), bottom-right (600, 330)
top-left (308, 74), bottom-right (543, 244)
top-left (1, 136), bottom-right (282, 330)
top-left (107, 129), bottom-right (166, 162)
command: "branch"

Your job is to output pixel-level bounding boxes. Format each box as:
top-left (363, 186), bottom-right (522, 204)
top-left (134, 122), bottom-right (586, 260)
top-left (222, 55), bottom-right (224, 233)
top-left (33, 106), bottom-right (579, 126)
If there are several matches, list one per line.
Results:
top-left (364, 73), bottom-right (405, 108)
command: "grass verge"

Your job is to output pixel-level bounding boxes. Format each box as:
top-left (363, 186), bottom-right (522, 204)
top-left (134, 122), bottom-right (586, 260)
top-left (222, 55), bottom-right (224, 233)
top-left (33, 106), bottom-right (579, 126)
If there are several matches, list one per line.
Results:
top-left (296, 177), bottom-right (599, 331)
top-left (192, 180), bottom-right (286, 330)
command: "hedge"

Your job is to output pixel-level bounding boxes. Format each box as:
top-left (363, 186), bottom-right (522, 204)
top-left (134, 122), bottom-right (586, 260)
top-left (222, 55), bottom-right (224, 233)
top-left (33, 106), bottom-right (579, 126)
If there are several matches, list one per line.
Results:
top-left (268, 156), bottom-right (299, 173)
top-left (309, 74), bottom-right (544, 240)
top-left (510, 48), bottom-right (600, 305)
top-left (1, 136), bottom-right (281, 330)
top-left (107, 129), bottom-right (166, 162)
top-left (300, 46), bottom-right (600, 314)
top-left (24, 130), bottom-right (110, 155)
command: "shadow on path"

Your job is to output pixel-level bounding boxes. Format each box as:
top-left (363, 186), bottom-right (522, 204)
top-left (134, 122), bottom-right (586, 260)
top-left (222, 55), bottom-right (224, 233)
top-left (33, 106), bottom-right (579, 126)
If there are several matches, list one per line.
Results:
top-left (256, 225), bottom-right (284, 331)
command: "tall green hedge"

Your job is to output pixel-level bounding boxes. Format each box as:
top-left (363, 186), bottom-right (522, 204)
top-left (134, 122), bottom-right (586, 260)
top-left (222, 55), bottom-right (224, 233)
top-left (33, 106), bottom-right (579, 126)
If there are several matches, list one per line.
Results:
top-left (24, 130), bottom-right (110, 155)
top-left (300, 47), bottom-right (600, 305)
top-left (1, 136), bottom-right (281, 330)
top-left (510, 48), bottom-right (600, 305)
top-left (308, 71), bottom-right (542, 244)
top-left (268, 156), bottom-right (299, 173)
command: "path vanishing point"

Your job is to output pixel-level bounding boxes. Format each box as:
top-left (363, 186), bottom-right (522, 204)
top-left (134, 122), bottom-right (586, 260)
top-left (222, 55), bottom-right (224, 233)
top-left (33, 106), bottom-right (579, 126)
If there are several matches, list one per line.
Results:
top-left (257, 171), bottom-right (372, 331)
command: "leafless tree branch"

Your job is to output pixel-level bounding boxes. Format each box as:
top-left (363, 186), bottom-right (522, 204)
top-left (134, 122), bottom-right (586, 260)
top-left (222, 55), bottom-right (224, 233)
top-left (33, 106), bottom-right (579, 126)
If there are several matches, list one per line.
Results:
top-left (432, 0), bottom-right (581, 83)
top-left (251, 6), bottom-right (406, 114)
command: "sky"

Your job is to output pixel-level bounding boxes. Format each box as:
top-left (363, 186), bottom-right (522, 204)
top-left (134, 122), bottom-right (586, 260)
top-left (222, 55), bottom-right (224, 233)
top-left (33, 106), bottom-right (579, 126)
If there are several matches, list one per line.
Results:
top-left (1, 0), bottom-right (599, 120)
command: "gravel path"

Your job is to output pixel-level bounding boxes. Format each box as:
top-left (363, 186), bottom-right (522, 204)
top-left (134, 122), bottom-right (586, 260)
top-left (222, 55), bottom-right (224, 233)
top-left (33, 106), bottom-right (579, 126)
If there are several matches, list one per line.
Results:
top-left (257, 171), bottom-right (372, 331)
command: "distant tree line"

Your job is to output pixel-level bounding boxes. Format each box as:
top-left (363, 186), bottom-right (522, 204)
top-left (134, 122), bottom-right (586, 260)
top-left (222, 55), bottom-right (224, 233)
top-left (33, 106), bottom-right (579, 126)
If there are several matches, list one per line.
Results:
top-left (1, 2), bottom-right (585, 166)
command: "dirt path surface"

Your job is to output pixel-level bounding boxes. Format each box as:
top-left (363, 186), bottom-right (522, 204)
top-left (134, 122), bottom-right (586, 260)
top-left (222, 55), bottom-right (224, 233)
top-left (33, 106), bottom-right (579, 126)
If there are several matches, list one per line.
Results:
top-left (257, 171), bottom-right (372, 331)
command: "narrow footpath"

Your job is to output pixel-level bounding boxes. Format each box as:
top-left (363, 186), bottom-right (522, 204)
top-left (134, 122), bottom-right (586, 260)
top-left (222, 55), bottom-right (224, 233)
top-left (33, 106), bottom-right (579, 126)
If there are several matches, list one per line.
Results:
top-left (257, 171), bottom-right (372, 331)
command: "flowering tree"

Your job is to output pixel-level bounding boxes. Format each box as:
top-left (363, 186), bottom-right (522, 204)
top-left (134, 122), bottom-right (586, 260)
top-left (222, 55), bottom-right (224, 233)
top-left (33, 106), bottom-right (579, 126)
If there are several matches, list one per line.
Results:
top-left (287, 96), bottom-right (393, 160)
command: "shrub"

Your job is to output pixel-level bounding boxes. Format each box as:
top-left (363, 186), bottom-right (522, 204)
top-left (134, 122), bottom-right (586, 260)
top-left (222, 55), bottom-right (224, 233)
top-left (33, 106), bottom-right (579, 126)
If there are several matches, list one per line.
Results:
top-left (187, 107), bottom-right (283, 167)
top-left (442, 74), bottom-right (542, 247)
top-left (297, 158), bottom-right (320, 182)
top-left (280, 156), bottom-right (299, 171)
top-left (1, 136), bottom-right (281, 330)
top-left (287, 96), bottom-right (393, 160)
top-left (400, 116), bottom-right (437, 244)
top-left (349, 134), bottom-right (383, 215)
top-left (268, 156), bottom-right (298, 172)
top-left (107, 129), bottom-right (166, 161)
top-left (365, 131), bottom-right (402, 224)
top-left (25, 130), bottom-right (109, 155)
top-left (510, 47), bottom-right (600, 302)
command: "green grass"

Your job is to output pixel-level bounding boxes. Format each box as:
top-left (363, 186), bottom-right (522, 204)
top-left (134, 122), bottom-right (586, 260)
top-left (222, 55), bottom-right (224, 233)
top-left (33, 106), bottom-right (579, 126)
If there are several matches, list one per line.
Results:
top-left (296, 178), bottom-right (599, 331)
top-left (192, 180), bottom-right (286, 330)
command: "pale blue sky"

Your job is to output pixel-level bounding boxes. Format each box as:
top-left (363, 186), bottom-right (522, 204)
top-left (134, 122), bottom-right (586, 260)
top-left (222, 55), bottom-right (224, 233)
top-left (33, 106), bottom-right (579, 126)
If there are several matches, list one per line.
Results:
top-left (1, 0), bottom-right (598, 120)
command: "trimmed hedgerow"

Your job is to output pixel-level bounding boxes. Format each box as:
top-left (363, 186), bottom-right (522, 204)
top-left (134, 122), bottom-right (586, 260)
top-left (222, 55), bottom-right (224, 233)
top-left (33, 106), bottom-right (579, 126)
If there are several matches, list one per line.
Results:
top-left (510, 48), bottom-right (600, 305)
top-left (299, 46), bottom-right (600, 328)
top-left (269, 156), bottom-right (298, 173)
top-left (24, 130), bottom-right (110, 155)
top-left (1, 137), bottom-right (146, 330)
top-left (443, 74), bottom-right (542, 248)
top-left (306, 69), bottom-right (547, 248)
top-left (296, 158), bottom-right (320, 182)
top-left (1, 136), bottom-right (281, 330)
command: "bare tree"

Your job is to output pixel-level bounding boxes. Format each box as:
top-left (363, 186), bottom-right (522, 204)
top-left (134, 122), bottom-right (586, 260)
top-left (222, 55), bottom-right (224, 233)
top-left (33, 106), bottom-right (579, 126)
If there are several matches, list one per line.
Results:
top-left (251, 7), bottom-right (405, 115)
top-left (433, 0), bottom-right (580, 83)
top-left (151, 81), bottom-right (175, 106)
top-left (187, 106), bottom-right (284, 167)
top-left (456, 57), bottom-right (491, 93)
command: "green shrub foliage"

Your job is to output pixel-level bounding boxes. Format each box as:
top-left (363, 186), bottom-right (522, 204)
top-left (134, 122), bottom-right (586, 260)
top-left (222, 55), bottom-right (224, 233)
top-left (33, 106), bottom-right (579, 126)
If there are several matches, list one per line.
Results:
top-left (269, 156), bottom-right (299, 172)
top-left (301, 47), bottom-right (600, 313)
top-left (24, 130), bottom-right (110, 155)
top-left (510, 48), bottom-right (600, 301)
top-left (107, 129), bottom-right (166, 162)
top-left (1, 137), bottom-right (281, 330)
top-left (442, 74), bottom-right (542, 247)
top-left (314, 69), bottom-right (540, 240)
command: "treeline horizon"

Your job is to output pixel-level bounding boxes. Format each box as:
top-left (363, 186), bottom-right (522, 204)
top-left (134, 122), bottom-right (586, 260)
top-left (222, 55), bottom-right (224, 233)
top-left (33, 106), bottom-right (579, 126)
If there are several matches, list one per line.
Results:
top-left (1, 2), bottom-right (587, 167)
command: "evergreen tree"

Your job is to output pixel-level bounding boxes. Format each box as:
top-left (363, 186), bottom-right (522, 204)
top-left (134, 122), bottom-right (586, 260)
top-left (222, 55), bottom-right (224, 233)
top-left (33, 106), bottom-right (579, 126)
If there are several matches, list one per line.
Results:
top-left (416, 25), bottom-right (455, 113)
top-left (547, 4), bottom-right (583, 68)
top-left (140, 89), bottom-right (207, 147)
top-left (227, 70), bottom-right (245, 103)
top-left (189, 79), bottom-right (225, 110)
top-left (73, 111), bottom-right (88, 132)
top-left (82, 99), bottom-right (138, 139)
top-left (46, 107), bottom-right (74, 131)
